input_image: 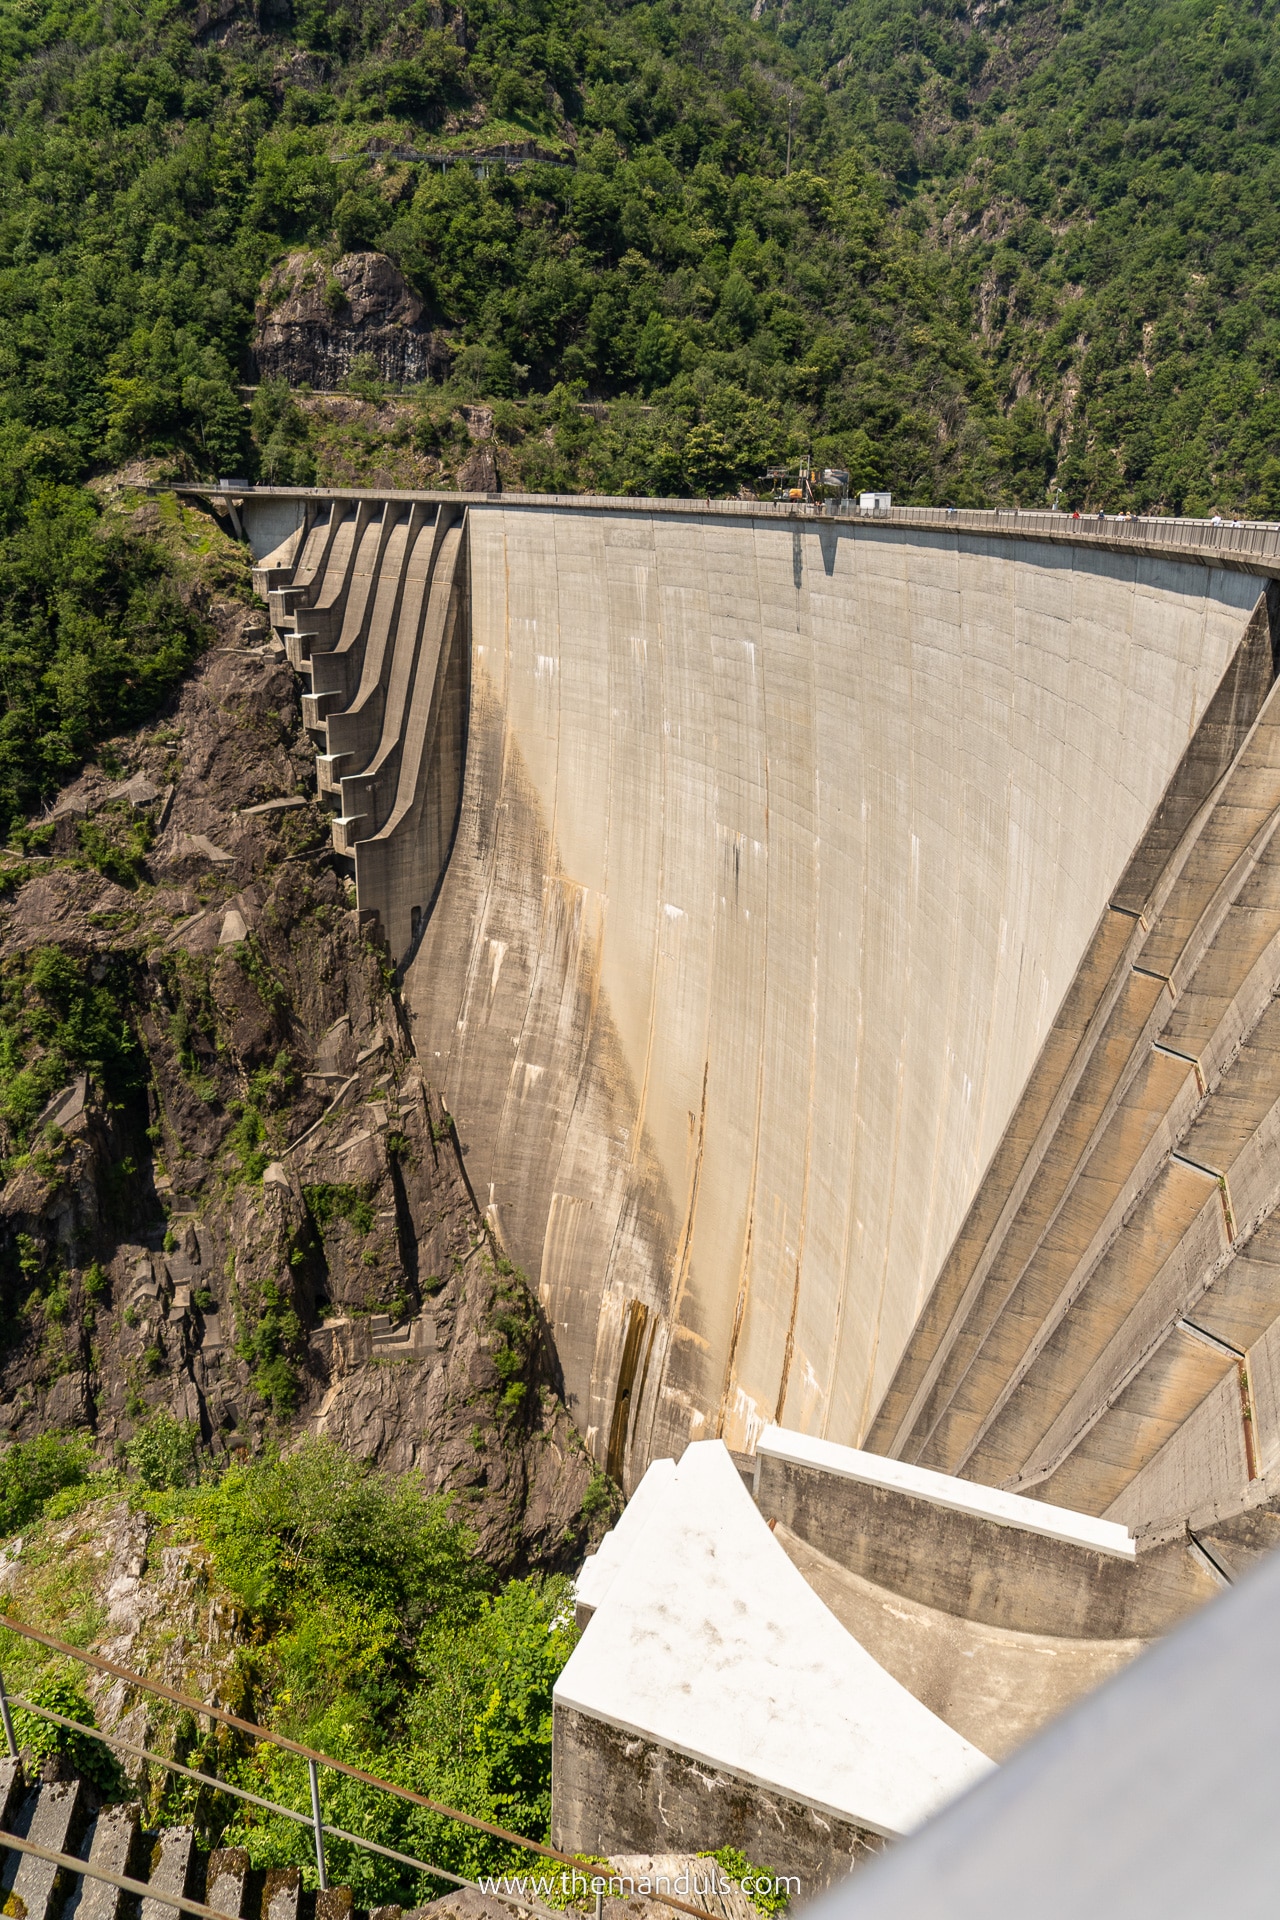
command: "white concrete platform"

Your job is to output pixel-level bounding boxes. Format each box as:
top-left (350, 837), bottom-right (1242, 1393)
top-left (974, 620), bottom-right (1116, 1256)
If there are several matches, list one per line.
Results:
top-left (574, 1456), bottom-right (675, 1619)
top-left (755, 1426), bottom-right (1136, 1561)
top-left (558, 1440), bottom-right (993, 1840)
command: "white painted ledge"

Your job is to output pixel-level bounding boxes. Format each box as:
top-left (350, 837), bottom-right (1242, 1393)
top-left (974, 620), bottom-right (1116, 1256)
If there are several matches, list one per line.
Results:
top-left (756, 1427), bottom-right (1136, 1562)
top-left (574, 1455), bottom-right (675, 1616)
top-left (558, 1440), bottom-right (993, 1839)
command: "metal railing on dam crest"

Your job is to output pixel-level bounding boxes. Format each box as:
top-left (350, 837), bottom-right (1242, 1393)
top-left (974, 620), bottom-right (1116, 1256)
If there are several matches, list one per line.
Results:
top-left (199, 482), bottom-right (1280, 572)
top-left (192, 480), bottom-right (1280, 1547)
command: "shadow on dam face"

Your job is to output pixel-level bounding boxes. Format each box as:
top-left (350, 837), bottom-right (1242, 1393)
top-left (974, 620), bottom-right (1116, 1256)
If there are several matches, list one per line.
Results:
top-left (399, 504), bottom-right (1274, 1501)
top-left (245, 487), bottom-right (1280, 1529)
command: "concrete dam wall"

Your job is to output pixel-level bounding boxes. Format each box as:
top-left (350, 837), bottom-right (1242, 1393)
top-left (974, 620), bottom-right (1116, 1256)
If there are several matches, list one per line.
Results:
top-left (241, 487), bottom-right (1280, 1527)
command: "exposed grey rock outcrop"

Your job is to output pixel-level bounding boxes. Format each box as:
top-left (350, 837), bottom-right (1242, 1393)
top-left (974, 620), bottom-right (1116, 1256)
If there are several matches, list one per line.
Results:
top-left (456, 445), bottom-right (498, 491)
top-left (0, 576), bottom-right (605, 1577)
top-left (252, 252), bottom-right (448, 391)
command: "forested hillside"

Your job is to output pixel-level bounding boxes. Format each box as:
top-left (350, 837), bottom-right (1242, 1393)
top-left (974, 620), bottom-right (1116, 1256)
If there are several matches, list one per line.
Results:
top-left (1, 0), bottom-right (1277, 520)
top-left (0, 0), bottom-right (1010, 509)
top-left (0, 0), bottom-right (1278, 826)
top-left (755, 0), bottom-right (1280, 517)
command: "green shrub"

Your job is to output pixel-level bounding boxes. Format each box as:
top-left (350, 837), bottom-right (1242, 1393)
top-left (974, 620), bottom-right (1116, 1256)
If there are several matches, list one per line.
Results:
top-left (191, 1438), bottom-right (490, 1631)
top-left (303, 1184), bottom-right (375, 1237)
top-left (226, 1104), bottom-right (271, 1186)
top-left (0, 1433), bottom-right (95, 1537)
top-left (252, 383), bottom-right (317, 487)
top-left (253, 1355), bottom-right (298, 1416)
top-left (13, 1669), bottom-right (126, 1798)
top-left (0, 490), bottom-right (204, 841)
top-left (0, 948), bottom-right (142, 1152)
top-left (182, 1443), bottom-right (578, 1900)
top-left (125, 1410), bottom-right (199, 1491)
top-left (699, 1848), bottom-right (792, 1916)
top-left (580, 1468), bottom-right (617, 1522)
top-left (214, 1562), bottom-right (577, 1902)
top-left (235, 1278), bottom-right (301, 1417)
top-left (74, 809), bottom-right (154, 889)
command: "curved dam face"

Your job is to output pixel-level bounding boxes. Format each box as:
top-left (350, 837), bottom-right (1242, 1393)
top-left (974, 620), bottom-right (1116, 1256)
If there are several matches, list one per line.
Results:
top-left (239, 485), bottom-right (1280, 1523)
top-left (399, 504), bottom-right (1262, 1486)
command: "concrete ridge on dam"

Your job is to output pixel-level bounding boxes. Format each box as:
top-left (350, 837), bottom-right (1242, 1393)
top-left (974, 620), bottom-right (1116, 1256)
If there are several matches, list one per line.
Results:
top-left (209, 483), bottom-right (1280, 577)
top-left (212, 481), bottom-right (1280, 1540)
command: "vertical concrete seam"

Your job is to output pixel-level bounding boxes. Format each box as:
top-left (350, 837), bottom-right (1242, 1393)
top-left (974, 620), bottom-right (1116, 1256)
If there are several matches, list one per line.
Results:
top-left (790, 523), bottom-right (823, 1437)
top-left (709, 519), bottom-right (772, 1447)
top-left (855, 546), bottom-right (918, 1443)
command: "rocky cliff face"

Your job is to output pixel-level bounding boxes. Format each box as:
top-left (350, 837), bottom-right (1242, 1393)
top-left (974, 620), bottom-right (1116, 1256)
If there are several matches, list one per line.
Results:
top-left (252, 252), bottom-right (449, 391)
top-left (0, 1493), bottom-right (251, 1744)
top-left (0, 507), bottom-right (604, 1575)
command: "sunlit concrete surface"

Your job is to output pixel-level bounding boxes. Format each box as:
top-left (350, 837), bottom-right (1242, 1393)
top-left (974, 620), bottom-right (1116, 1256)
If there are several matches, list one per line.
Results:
top-left (241, 485), bottom-right (1280, 1524)
top-left (553, 1440), bottom-right (991, 1880)
top-left (406, 504), bottom-right (1262, 1482)
top-left (755, 1427), bottom-right (1135, 1556)
top-left (750, 1423), bottom-right (1221, 1759)
top-left (805, 1528), bottom-right (1280, 1920)
top-left (773, 1523), bottom-right (1146, 1762)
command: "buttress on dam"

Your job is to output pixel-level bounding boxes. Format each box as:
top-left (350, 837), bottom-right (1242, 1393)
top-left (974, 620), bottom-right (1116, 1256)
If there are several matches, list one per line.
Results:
top-left (221, 480), bottom-right (1280, 1867)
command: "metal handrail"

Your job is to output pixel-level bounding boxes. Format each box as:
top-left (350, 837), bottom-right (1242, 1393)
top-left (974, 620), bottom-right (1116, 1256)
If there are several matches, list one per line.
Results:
top-left (174, 479), bottom-right (1280, 581)
top-left (0, 1617), bottom-right (573, 1864)
top-left (171, 480), bottom-right (1280, 564)
top-left (0, 1617), bottom-right (712, 1920)
top-left (0, 1689), bottom-right (566, 1920)
top-left (4, 1693), bottom-right (492, 1898)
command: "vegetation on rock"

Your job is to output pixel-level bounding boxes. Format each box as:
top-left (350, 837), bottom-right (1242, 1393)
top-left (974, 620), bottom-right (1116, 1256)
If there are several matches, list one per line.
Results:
top-left (0, 1427), bottom-right (95, 1533)
top-left (0, 1434), bottom-right (578, 1898)
top-left (0, 0), bottom-right (1270, 514)
top-left (191, 1441), bottom-right (575, 1897)
top-left (12, 1667), bottom-right (126, 1797)
top-left (0, 491), bottom-right (204, 841)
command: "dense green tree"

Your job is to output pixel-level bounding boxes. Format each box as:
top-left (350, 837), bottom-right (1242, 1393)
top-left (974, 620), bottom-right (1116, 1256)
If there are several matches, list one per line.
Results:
top-left (0, 0), bottom-right (1015, 506)
top-left (0, 483), bottom-right (202, 834)
top-left (752, 0), bottom-right (1280, 514)
top-left (0, 0), bottom-right (1276, 843)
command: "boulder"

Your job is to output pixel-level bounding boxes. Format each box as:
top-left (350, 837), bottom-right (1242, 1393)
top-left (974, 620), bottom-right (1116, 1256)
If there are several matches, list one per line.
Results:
top-left (252, 250), bottom-right (449, 390)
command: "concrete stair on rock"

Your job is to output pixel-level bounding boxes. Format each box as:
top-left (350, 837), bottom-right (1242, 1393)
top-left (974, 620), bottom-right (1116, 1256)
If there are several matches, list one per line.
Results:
top-left (0, 1767), bottom-right (367, 1920)
top-left (71, 1801), bottom-right (145, 1920)
top-left (3, 1775), bottom-right (91, 1920)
